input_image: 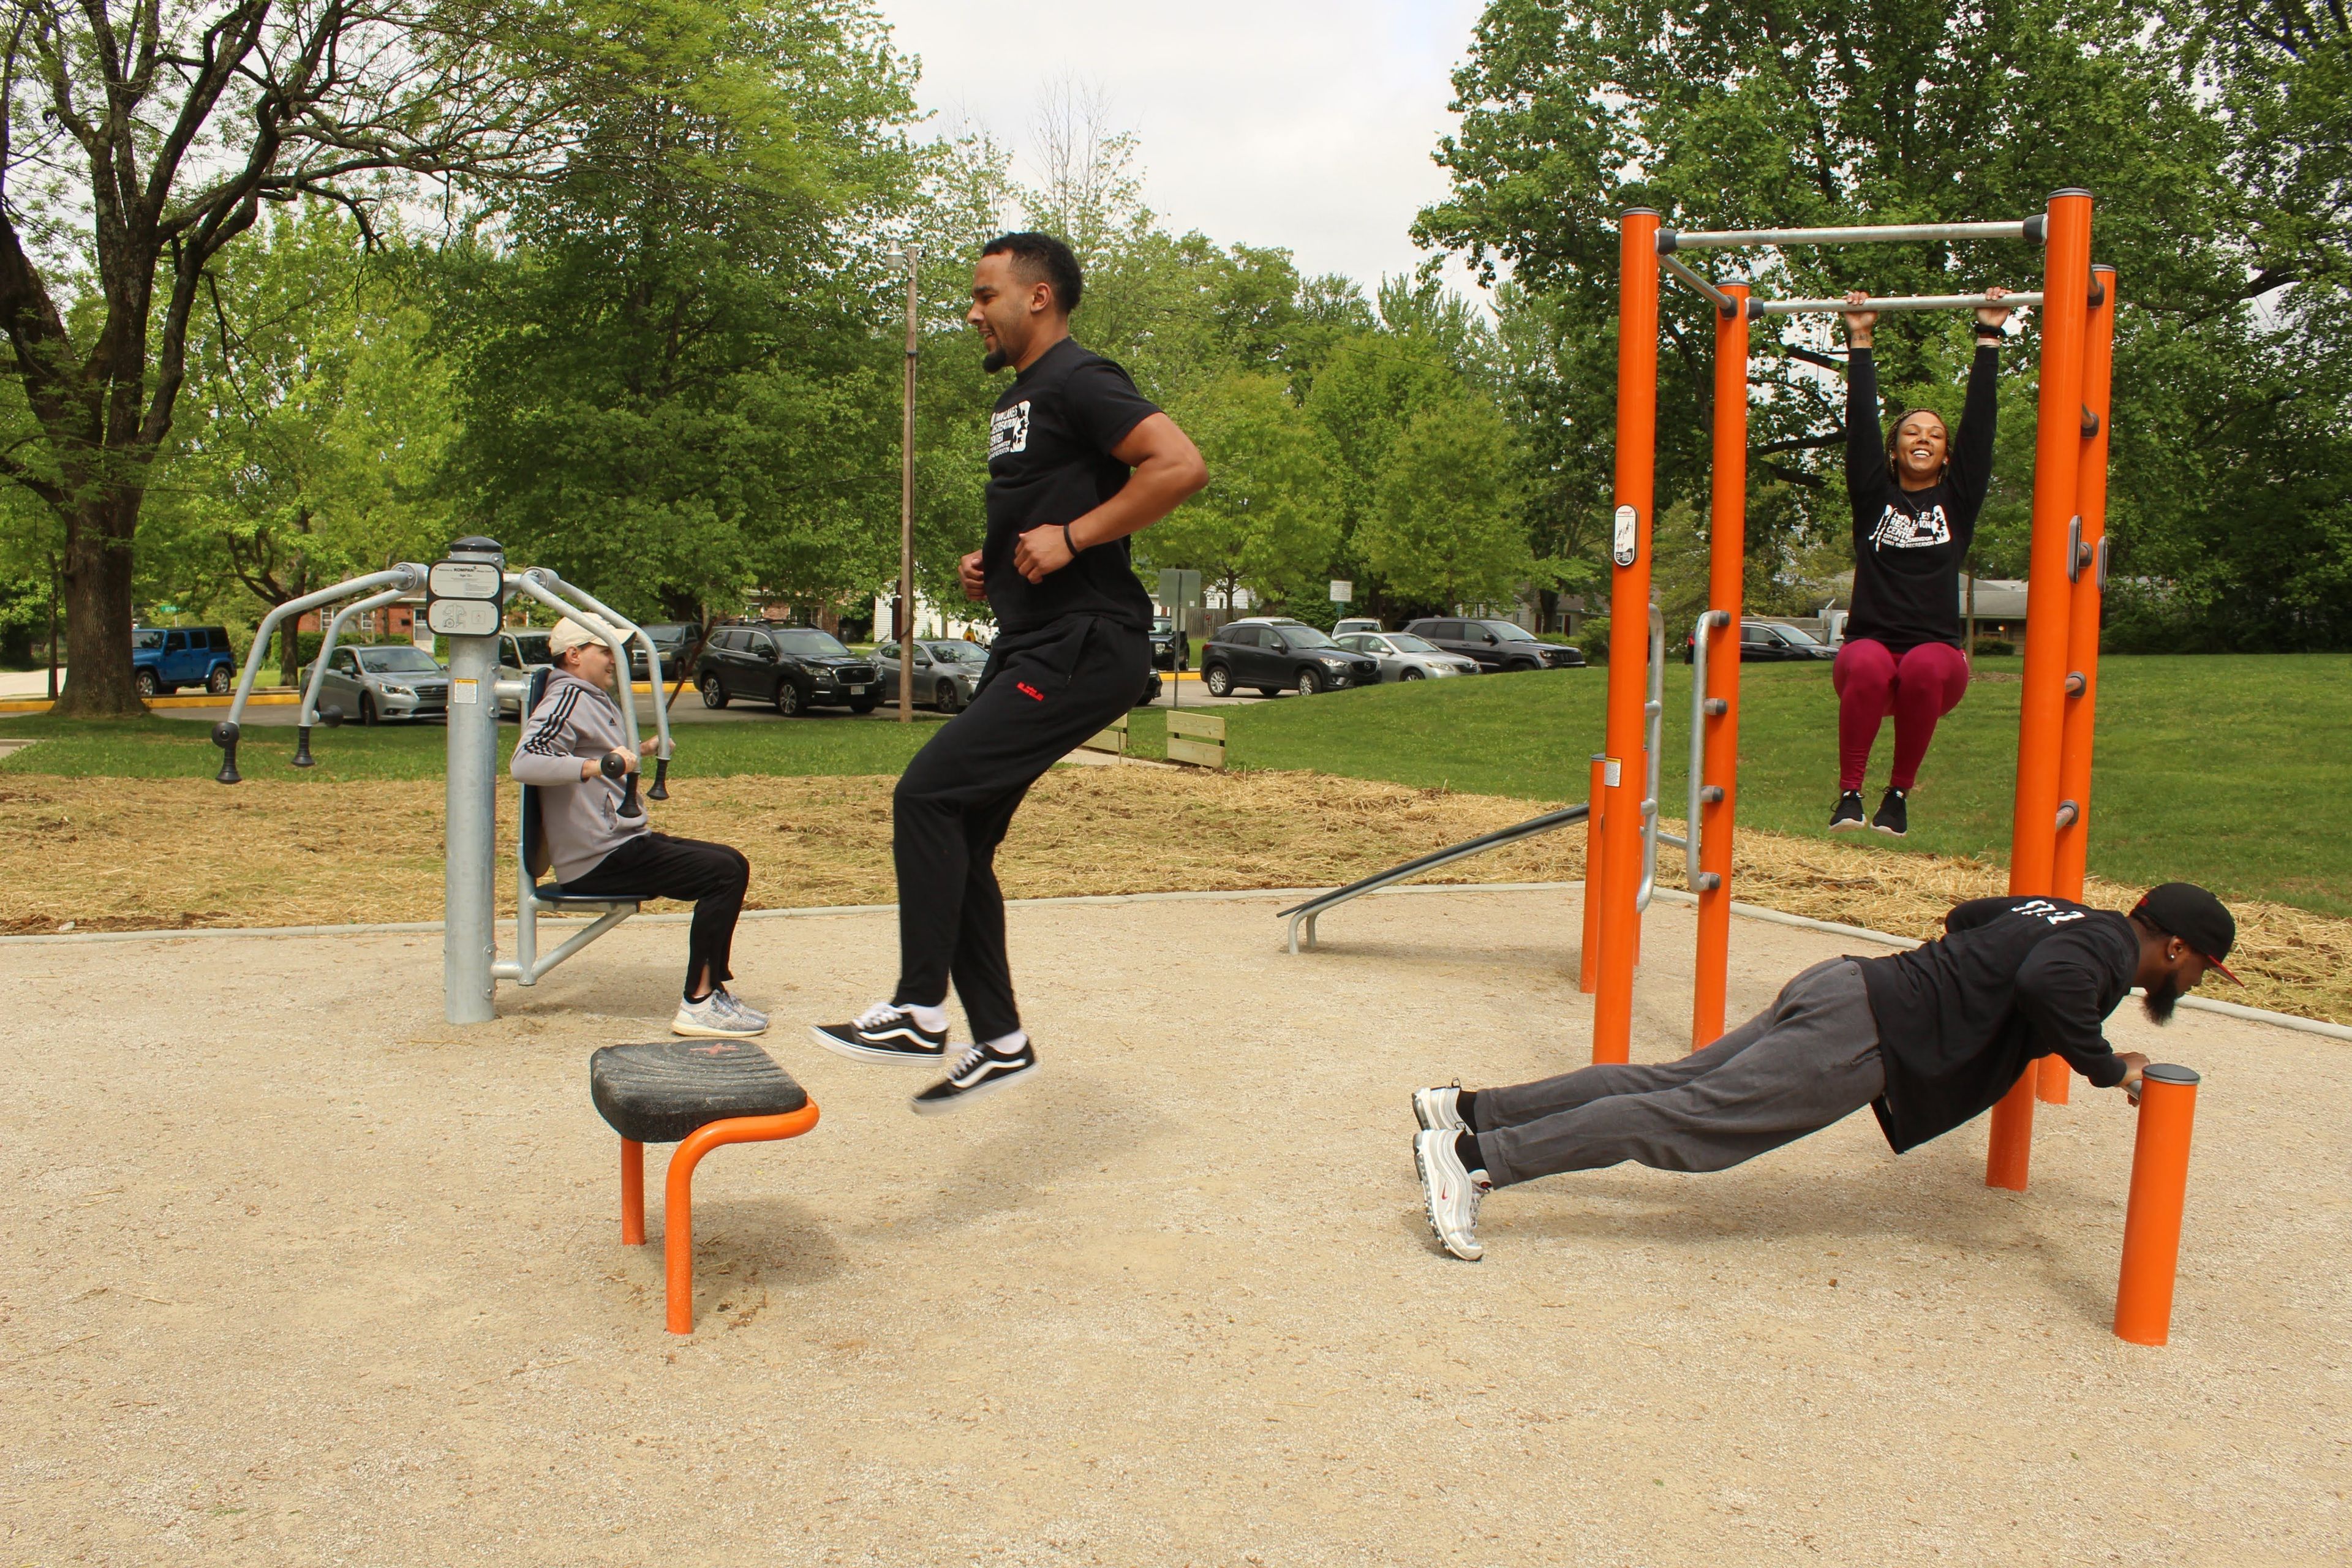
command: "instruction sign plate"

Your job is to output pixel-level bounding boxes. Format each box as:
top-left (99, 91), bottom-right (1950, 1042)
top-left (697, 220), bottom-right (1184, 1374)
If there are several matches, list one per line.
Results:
top-left (428, 560), bottom-right (503, 601)
top-left (1612, 505), bottom-right (1639, 568)
top-left (427, 598), bottom-right (500, 636)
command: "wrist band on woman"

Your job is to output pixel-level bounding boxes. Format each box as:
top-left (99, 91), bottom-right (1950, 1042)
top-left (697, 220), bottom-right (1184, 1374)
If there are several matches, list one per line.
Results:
top-left (1063, 522), bottom-right (1078, 557)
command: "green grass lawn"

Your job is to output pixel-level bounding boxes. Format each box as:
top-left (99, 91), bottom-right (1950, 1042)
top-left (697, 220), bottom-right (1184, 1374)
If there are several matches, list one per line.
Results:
top-left (1197, 654), bottom-right (2351, 918)
top-left (7, 654), bottom-right (2345, 918)
top-left (0, 709), bottom-right (937, 782)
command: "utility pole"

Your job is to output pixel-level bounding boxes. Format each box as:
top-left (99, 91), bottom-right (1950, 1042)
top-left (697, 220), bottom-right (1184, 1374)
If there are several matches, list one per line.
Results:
top-left (45, 552), bottom-right (58, 701)
top-left (899, 246), bottom-right (920, 723)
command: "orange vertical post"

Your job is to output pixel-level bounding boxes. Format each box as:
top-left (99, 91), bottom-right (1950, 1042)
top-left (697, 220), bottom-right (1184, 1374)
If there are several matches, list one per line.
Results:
top-left (2114, 1065), bottom-right (2199, 1346)
top-left (620, 1139), bottom-right (646, 1245)
top-left (1691, 284), bottom-right (1749, 1051)
top-left (1580, 754), bottom-right (1607, 993)
top-left (1988, 189), bottom-right (2093, 1189)
top-left (2041, 263), bottom-right (2116, 1105)
top-left (1591, 209), bottom-right (1660, 1066)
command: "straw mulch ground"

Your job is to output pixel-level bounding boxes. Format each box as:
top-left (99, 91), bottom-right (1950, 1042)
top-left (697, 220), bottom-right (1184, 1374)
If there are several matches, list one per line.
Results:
top-left (7, 765), bottom-right (2346, 1026)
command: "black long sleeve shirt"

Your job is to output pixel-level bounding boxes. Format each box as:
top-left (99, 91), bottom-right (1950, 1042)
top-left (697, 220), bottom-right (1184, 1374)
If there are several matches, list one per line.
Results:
top-left (1843, 344), bottom-right (2000, 654)
top-left (1859, 896), bottom-right (2141, 1154)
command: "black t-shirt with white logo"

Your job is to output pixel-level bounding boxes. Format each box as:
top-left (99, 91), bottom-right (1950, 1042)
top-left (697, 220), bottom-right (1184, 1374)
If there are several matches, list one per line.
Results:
top-left (983, 337), bottom-right (1160, 635)
top-left (1843, 345), bottom-right (1999, 654)
top-left (1858, 895), bottom-right (2140, 1153)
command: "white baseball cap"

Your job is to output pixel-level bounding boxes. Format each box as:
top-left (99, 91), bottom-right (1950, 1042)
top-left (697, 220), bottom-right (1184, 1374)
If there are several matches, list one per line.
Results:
top-left (547, 616), bottom-right (618, 657)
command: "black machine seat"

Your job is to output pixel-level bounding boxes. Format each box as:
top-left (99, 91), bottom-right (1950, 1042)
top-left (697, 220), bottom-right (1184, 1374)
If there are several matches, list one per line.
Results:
top-left (589, 1040), bottom-right (809, 1145)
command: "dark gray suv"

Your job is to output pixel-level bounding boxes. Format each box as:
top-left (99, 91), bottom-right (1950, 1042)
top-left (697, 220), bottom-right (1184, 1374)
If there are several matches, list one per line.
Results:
top-left (1199, 618), bottom-right (1381, 697)
top-left (695, 624), bottom-right (880, 715)
top-left (1403, 617), bottom-right (1587, 673)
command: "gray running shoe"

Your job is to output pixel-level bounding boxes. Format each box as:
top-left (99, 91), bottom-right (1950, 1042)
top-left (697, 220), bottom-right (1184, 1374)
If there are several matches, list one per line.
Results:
top-left (672, 990), bottom-right (764, 1039)
top-left (714, 989), bottom-right (769, 1031)
top-left (1412, 1084), bottom-right (1468, 1133)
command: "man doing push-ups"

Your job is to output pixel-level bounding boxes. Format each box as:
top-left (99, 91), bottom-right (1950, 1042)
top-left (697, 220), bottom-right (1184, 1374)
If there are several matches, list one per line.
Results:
top-left (1412, 884), bottom-right (2241, 1261)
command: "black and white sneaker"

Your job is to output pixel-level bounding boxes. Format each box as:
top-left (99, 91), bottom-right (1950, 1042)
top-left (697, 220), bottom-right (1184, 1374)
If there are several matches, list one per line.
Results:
top-left (1412, 1084), bottom-right (1468, 1133)
top-left (1872, 787), bottom-right (1909, 838)
top-left (911, 1038), bottom-right (1038, 1115)
top-left (1829, 790), bottom-right (1868, 832)
top-left (810, 1001), bottom-right (948, 1066)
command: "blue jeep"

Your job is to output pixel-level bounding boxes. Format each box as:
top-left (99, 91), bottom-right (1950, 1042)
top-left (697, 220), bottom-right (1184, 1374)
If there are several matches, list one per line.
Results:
top-left (132, 625), bottom-right (236, 698)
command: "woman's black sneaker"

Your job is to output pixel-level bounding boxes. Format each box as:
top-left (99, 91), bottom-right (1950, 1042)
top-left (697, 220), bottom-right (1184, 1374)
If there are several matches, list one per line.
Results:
top-left (911, 1038), bottom-right (1038, 1115)
top-left (1872, 788), bottom-right (1909, 837)
top-left (810, 1002), bottom-right (948, 1065)
top-left (1829, 791), bottom-right (1868, 832)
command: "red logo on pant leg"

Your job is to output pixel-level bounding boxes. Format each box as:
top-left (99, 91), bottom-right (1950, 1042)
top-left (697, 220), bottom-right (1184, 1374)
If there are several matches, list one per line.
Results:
top-left (1017, 682), bottom-right (1044, 701)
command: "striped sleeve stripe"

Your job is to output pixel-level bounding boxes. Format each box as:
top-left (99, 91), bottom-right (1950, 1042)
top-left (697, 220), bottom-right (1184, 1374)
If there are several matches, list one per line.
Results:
top-left (519, 685), bottom-right (585, 758)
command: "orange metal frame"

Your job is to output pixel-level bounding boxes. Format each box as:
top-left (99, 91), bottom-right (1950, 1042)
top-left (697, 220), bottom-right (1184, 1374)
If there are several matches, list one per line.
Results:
top-left (618, 1103), bottom-right (823, 1334)
top-left (1596, 196), bottom-right (2190, 1343)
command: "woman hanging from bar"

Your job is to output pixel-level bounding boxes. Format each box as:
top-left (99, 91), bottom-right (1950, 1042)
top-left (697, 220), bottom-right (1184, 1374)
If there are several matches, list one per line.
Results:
top-left (1830, 285), bottom-right (2016, 837)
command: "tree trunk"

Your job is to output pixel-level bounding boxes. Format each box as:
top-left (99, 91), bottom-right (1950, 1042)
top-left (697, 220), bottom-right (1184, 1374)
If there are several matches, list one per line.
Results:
top-left (277, 565), bottom-right (312, 689)
top-left (51, 498), bottom-right (144, 718)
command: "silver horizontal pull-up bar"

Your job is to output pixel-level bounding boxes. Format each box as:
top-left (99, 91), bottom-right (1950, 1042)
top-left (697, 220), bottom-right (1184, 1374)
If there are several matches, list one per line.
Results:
top-left (1661, 218), bottom-right (2040, 254)
top-left (1751, 290), bottom-right (2043, 318)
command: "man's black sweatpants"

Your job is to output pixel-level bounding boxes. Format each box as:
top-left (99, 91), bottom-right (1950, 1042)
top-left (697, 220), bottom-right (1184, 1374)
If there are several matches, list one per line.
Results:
top-left (564, 832), bottom-right (750, 999)
top-left (893, 613), bottom-right (1151, 1042)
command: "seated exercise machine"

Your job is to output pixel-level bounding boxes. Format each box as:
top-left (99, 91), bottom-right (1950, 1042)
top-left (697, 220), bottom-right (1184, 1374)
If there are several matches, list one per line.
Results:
top-left (206, 536), bottom-right (677, 1023)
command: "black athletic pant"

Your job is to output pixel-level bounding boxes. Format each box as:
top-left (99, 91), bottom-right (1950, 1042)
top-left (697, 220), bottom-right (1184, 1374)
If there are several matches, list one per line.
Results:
top-left (565, 832), bottom-right (751, 999)
top-left (892, 613), bottom-right (1152, 1042)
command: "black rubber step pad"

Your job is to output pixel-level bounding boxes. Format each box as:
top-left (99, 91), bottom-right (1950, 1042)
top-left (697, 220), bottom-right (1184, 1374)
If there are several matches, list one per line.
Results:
top-left (589, 1040), bottom-right (809, 1145)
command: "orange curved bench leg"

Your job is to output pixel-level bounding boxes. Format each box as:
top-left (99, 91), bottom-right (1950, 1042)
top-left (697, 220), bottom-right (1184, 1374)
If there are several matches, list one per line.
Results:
top-left (661, 1104), bottom-right (822, 1334)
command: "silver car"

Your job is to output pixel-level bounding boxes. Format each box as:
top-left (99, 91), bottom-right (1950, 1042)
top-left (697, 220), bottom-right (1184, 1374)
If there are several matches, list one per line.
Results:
top-left (1333, 630), bottom-right (1480, 682)
top-left (496, 629), bottom-right (553, 718)
top-left (873, 638), bottom-right (989, 713)
top-left (306, 643), bottom-right (451, 724)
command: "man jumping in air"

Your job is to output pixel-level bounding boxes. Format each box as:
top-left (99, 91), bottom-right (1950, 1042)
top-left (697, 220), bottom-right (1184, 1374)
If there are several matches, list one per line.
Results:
top-left (1411, 884), bottom-right (2241, 1260)
top-left (813, 232), bottom-right (1207, 1113)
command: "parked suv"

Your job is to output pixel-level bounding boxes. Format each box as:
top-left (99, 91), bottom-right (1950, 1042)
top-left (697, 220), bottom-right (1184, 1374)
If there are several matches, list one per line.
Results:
top-left (1404, 617), bottom-right (1586, 673)
top-left (695, 623), bottom-right (880, 715)
top-left (629, 622), bottom-right (702, 683)
top-left (1148, 614), bottom-right (1190, 671)
top-left (131, 625), bottom-right (236, 697)
top-left (1681, 619), bottom-right (1837, 665)
top-left (1198, 617), bottom-right (1381, 697)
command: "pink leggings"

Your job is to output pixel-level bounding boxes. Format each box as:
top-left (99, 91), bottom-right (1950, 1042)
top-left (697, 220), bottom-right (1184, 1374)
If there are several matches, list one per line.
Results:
top-left (1832, 639), bottom-right (1969, 792)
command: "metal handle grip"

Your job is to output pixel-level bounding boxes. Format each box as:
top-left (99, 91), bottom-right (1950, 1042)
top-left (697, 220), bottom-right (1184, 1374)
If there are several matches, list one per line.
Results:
top-left (603, 751), bottom-right (644, 819)
top-left (647, 755), bottom-right (669, 802)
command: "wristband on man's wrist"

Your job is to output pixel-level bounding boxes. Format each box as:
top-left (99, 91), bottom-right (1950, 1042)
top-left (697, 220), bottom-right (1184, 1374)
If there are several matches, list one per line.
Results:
top-left (1063, 522), bottom-right (1079, 557)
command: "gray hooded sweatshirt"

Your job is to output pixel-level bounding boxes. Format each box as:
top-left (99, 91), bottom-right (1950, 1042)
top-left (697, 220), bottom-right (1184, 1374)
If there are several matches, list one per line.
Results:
top-left (509, 671), bottom-right (647, 883)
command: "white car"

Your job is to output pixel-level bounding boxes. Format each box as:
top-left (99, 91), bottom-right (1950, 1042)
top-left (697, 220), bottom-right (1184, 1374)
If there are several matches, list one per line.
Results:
top-left (1334, 630), bottom-right (1480, 682)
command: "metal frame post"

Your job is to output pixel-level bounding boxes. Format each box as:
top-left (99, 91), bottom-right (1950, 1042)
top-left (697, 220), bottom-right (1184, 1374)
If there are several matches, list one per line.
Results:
top-left (1593, 208), bottom-right (1660, 1065)
top-left (1692, 285), bottom-right (1749, 1050)
top-left (1988, 189), bottom-right (2094, 1187)
top-left (442, 538), bottom-right (505, 1025)
top-left (2114, 1065), bottom-right (2199, 1346)
top-left (2041, 263), bottom-right (2117, 1104)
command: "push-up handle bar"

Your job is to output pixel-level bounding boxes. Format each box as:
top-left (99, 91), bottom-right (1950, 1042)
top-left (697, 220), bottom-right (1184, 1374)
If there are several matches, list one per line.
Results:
top-left (1660, 217), bottom-right (2043, 253)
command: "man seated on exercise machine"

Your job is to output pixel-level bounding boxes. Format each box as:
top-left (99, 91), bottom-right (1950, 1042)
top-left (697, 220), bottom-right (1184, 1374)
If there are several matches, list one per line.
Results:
top-left (510, 616), bottom-right (766, 1039)
top-left (1410, 884), bottom-right (2241, 1261)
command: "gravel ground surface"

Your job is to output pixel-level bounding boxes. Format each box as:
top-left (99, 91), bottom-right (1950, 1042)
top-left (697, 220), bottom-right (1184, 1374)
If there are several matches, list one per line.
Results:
top-left (2, 888), bottom-right (2344, 1566)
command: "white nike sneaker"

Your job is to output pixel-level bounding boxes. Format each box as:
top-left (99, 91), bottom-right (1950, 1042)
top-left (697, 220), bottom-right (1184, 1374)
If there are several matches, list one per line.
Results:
top-left (1412, 1084), bottom-right (1467, 1133)
top-left (1414, 1128), bottom-right (1488, 1262)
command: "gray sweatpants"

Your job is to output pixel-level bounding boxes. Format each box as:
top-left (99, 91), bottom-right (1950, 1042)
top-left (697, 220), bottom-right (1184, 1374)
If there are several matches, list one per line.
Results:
top-left (1473, 958), bottom-right (1883, 1188)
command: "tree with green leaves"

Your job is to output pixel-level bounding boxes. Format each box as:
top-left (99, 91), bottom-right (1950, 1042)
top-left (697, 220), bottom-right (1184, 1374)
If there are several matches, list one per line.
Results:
top-left (437, 0), bottom-right (922, 624)
top-left (1412, 0), bottom-right (2352, 647)
top-left (1144, 372), bottom-right (1343, 609)
top-left (1359, 390), bottom-right (1528, 611)
top-left (165, 206), bottom-right (451, 684)
top-left (0, 0), bottom-right (576, 714)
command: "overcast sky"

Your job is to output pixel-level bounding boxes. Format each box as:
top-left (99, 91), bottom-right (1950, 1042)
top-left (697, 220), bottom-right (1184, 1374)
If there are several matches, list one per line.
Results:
top-left (875, 0), bottom-right (1494, 301)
